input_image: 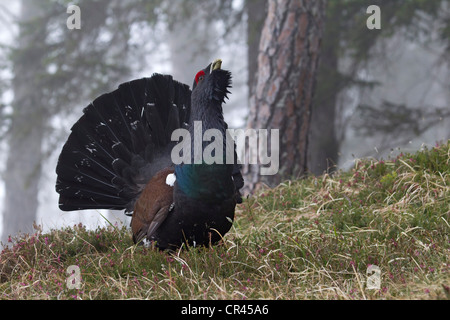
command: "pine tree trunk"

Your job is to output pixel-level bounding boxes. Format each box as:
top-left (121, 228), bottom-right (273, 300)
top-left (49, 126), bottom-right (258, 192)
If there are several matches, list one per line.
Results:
top-left (244, 0), bottom-right (326, 192)
top-left (2, 1), bottom-right (47, 242)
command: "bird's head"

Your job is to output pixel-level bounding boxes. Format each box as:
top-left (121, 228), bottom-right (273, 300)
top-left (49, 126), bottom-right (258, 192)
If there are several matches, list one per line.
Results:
top-left (191, 59), bottom-right (232, 105)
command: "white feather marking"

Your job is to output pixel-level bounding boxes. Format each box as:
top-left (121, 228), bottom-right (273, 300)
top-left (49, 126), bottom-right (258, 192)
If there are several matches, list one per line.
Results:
top-left (165, 173), bottom-right (176, 187)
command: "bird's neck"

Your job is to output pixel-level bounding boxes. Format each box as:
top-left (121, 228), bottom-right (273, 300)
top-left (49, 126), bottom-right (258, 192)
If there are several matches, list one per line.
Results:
top-left (186, 99), bottom-right (228, 164)
top-left (175, 100), bottom-right (233, 201)
top-left (188, 101), bottom-right (226, 133)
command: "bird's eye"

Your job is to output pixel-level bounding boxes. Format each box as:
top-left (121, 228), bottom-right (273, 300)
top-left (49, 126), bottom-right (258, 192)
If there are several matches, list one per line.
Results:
top-left (195, 70), bottom-right (206, 84)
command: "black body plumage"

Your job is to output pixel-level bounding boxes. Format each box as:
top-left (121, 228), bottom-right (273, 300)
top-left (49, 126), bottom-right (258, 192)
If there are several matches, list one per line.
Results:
top-left (55, 62), bottom-right (243, 250)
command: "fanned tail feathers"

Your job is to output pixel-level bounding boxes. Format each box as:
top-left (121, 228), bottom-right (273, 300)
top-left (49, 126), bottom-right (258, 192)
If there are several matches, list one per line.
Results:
top-left (56, 74), bottom-right (191, 212)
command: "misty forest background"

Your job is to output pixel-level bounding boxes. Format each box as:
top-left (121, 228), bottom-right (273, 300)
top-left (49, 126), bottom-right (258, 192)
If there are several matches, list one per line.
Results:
top-left (0, 0), bottom-right (449, 244)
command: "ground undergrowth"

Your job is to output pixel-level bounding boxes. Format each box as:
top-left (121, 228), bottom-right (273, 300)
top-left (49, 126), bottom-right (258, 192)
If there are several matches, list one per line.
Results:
top-left (1, 141), bottom-right (449, 299)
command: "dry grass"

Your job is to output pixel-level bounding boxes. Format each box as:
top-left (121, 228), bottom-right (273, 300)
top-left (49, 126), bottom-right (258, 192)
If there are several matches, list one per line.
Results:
top-left (1, 141), bottom-right (449, 300)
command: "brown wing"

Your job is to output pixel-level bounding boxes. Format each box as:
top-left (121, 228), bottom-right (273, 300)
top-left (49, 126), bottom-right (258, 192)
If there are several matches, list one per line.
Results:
top-left (131, 167), bottom-right (174, 244)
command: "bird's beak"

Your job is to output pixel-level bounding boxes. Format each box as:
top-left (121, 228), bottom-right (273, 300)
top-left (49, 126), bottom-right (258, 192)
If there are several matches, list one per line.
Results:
top-left (210, 59), bottom-right (222, 73)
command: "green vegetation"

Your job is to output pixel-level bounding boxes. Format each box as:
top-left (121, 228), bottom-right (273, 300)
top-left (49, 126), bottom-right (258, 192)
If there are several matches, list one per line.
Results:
top-left (1, 141), bottom-right (449, 299)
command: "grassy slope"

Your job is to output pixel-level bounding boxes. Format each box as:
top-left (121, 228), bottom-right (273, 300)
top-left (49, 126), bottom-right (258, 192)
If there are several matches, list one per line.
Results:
top-left (0, 141), bottom-right (449, 300)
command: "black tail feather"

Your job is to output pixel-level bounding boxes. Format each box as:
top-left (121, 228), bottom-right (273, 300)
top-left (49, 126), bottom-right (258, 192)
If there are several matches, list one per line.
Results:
top-left (56, 74), bottom-right (191, 212)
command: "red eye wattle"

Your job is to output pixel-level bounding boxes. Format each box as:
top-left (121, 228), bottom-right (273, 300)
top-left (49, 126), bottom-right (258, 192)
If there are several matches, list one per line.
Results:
top-left (195, 70), bottom-right (206, 84)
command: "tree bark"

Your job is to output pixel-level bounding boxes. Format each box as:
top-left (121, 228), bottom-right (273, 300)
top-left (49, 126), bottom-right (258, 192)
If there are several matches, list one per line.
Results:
top-left (244, 0), bottom-right (326, 192)
top-left (1, 1), bottom-right (47, 243)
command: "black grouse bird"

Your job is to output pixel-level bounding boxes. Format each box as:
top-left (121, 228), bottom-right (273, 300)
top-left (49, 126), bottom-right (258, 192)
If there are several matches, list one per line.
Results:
top-left (55, 59), bottom-right (244, 250)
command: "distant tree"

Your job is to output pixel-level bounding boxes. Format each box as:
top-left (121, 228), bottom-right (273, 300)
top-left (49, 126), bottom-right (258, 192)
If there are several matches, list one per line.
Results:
top-left (165, 1), bottom-right (219, 85)
top-left (308, 0), bottom-right (450, 175)
top-left (244, 0), bottom-right (326, 192)
top-left (2, 0), bottom-right (47, 243)
top-left (0, 0), bottom-right (248, 241)
top-left (1, 0), bottom-right (141, 242)
top-left (246, 0), bottom-right (267, 96)
top-left (353, 101), bottom-right (450, 147)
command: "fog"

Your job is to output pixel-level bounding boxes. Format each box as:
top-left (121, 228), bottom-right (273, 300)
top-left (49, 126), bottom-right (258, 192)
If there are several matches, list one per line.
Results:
top-left (0, 0), bottom-right (448, 243)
